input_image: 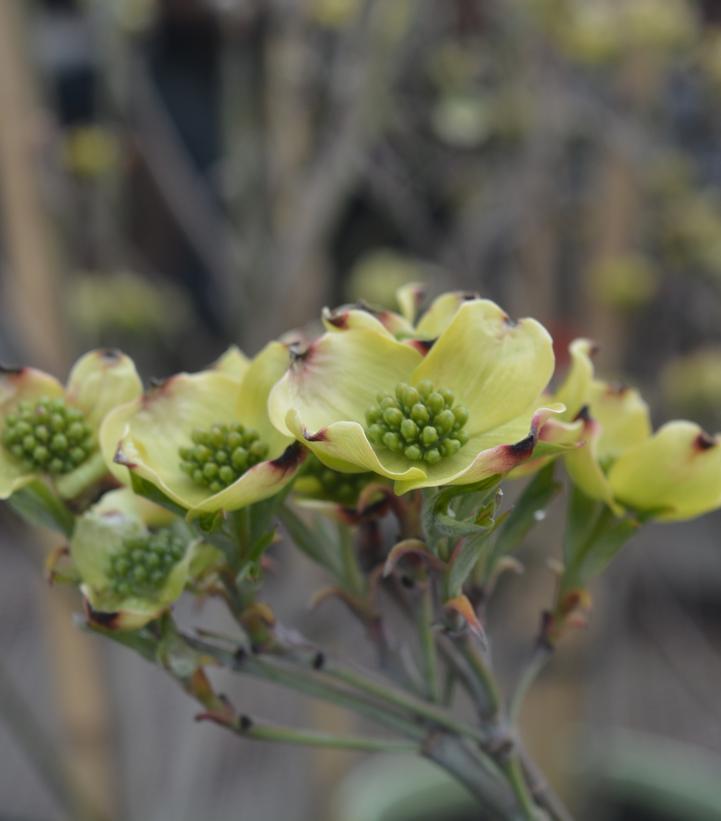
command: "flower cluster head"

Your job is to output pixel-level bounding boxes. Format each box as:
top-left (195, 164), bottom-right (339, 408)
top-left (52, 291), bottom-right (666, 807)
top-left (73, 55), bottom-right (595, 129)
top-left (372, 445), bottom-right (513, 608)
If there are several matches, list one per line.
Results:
top-left (366, 381), bottom-right (469, 464)
top-left (5, 285), bottom-right (721, 637)
top-left (70, 489), bottom-right (198, 629)
top-left (556, 339), bottom-right (721, 521)
top-left (101, 341), bottom-right (306, 518)
top-left (270, 295), bottom-right (568, 493)
top-left (0, 350), bottom-right (141, 500)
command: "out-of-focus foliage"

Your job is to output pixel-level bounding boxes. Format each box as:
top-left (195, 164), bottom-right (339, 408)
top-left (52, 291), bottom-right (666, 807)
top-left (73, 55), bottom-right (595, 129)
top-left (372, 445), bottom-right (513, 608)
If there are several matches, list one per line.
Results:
top-left (67, 271), bottom-right (192, 340)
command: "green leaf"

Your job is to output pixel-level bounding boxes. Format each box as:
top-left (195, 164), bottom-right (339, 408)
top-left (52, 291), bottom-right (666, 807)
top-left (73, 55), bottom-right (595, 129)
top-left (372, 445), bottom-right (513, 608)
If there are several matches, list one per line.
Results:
top-left (485, 463), bottom-right (561, 576)
top-left (447, 530), bottom-right (494, 597)
top-left (421, 477), bottom-right (500, 552)
top-left (572, 518), bottom-right (638, 587)
top-left (560, 484), bottom-right (638, 591)
top-left (130, 472), bottom-right (187, 518)
top-left (563, 483), bottom-right (604, 569)
top-left (7, 479), bottom-right (75, 537)
top-left (194, 509), bottom-right (225, 534)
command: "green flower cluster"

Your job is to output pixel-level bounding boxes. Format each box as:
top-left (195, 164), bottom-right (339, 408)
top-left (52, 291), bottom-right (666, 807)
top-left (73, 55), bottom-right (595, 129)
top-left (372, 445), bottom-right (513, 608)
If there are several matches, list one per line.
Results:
top-left (108, 528), bottom-right (185, 598)
top-left (366, 381), bottom-right (469, 464)
top-left (302, 453), bottom-right (373, 506)
top-left (2, 397), bottom-right (93, 475)
top-left (179, 423), bottom-right (270, 493)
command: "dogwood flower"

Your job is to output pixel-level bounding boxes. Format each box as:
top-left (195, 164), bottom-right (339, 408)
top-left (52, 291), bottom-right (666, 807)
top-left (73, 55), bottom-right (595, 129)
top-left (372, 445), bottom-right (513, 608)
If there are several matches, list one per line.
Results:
top-left (269, 299), bottom-right (563, 494)
top-left (564, 343), bottom-right (721, 521)
top-left (71, 488), bottom-right (197, 630)
top-left (100, 342), bottom-right (305, 517)
top-left (0, 350), bottom-right (141, 500)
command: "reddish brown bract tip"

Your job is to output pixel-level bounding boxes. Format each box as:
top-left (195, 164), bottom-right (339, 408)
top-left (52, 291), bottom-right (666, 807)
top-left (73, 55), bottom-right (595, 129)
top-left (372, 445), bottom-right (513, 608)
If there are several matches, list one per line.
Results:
top-left (0, 364), bottom-right (25, 377)
top-left (408, 338), bottom-right (435, 355)
top-left (505, 433), bottom-right (535, 460)
top-left (695, 431), bottom-right (717, 451)
top-left (269, 441), bottom-right (306, 474)
top-left (84, 598), bottom-right (122, 630)
top-left (325, 311), bottom-right (348, 329)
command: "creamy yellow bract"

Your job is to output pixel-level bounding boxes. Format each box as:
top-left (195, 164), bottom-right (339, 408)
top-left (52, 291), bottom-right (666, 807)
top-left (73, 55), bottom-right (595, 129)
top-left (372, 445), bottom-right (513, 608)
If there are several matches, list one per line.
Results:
top-left (560, 340), bottom-right (721, 521)
top-left (269, 298), bottom-right (565, 494)
top-left (0, 350), bottom-right (141, 500)
top-left (100, 342), bottom-right (305, 517)
top-left (71, 488), bottom-right (197, 630)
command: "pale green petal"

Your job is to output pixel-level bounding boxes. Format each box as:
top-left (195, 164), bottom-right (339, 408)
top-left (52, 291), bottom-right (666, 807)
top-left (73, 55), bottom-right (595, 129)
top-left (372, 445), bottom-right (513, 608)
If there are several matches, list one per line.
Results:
top-left (268, 329), bottom-right (422, 437)
top-left (0, 367), bottom-right (63, 499)
top-left (608, 421), bottom-right (721, 521)
top-left (396, 282), bottom-right (426, 325)
top-left (414, 292), bottom-right (478, 339)
top-left (321, 305), bottom-right (413, 338)
top-left (107, 369), bottom-right (300, 515)
top-left (564, 415), bottom-right (618, 510)
top-left (110, 371), bottom-right (244, 510)
top-left (71, 502), bottom-right (146, 590)
top-left (412, 300), bottom-right (555, 436)
top-left (393, 405), bottom-right (563, 494)
top-left (236, 341), bottom-right (293, 453)
top-left (94, 486), bottom-right (175, 527)
top-left (590, 381), bottom-right (652, 461)
top-left (55, 452), bottom-right (109, 500)
top-left (0, 366), bottom-right (64, 407)
top-left (65, 349), bottom-right (143, 431)
top-left (0, 458), bottom-right (35, 499)
top-left (99, 399), bottom-right (135, 486)
top-left (213, 345), bottom-right (250, 381)
top-left (187, 443), bottom-right (305, 516)
top-left (284, 408), bottom-right (426, 482)
top-left (553, 338), bottom-right (596, 421)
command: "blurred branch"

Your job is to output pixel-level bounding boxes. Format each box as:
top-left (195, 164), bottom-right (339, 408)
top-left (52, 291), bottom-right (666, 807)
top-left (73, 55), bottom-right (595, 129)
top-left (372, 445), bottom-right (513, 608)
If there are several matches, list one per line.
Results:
top-left (0, 1), bottom-right (68, 370)
top-left (126, 54), bottom-right (243, 335)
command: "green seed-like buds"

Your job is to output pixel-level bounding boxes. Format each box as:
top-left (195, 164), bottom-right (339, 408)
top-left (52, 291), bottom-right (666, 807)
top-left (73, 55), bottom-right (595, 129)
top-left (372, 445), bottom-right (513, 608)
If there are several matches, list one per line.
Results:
top-left (179, 423), bottom-right (269, 494)
top-left (302, 453), bottom-right (373, 506)
top-left (108, 529), bottom-right (185, 598)
top-left (2, 396), bottom-right (93, 474)
top-left (365, 382), bottom-right (469, 464)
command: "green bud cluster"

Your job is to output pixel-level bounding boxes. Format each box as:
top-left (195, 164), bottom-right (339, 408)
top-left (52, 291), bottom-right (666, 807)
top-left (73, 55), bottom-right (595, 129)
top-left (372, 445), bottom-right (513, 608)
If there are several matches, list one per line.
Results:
top-left (2, 396), bottom-right (93, 474)
top-left (365, 381), bottom-right (469, 464)
top-left (108, 529), bottom-right (185, 598)
top-left (302, 453), bottom-right (372, 506)
top-left (179, 423), bottom-right (269, 494)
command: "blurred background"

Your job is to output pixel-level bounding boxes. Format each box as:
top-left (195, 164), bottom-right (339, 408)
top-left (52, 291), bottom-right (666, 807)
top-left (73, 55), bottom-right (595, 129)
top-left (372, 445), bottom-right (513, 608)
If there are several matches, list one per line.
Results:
top-left (3, 0), bottom-right (721, 819)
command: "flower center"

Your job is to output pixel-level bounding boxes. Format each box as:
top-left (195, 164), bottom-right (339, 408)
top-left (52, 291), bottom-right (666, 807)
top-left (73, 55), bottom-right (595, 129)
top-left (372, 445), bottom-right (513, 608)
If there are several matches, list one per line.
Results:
top-left (302, 453), bottom-right (373, 506)
top-left (365, 381), bottom-right (469, 464)
top-left (179, 423), bottom-right (269, 495)
top-left (2, 396), bottom-right (93, 474)
top-left (108, 529), bottom-right (185, 599)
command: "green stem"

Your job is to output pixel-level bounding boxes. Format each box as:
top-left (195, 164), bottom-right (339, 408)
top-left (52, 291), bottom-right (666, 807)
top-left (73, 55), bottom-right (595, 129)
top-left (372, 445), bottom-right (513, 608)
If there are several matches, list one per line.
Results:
top-left (418, 579), bottom-right (440, 702)
top-left (323, 660), bottom-right (492, 746)
top-left (423, 734), bottom-right (526, 820)
top-left (231, 719), bottom-right (419, 753)
top-left (196, 641), bottom-right (428, 742)
top-left (509, 645), bottom-right (552, 727)
top-left (502, 755), bottom-right (541, 821)
top-left (457, 636), bottom-right (501, 720)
